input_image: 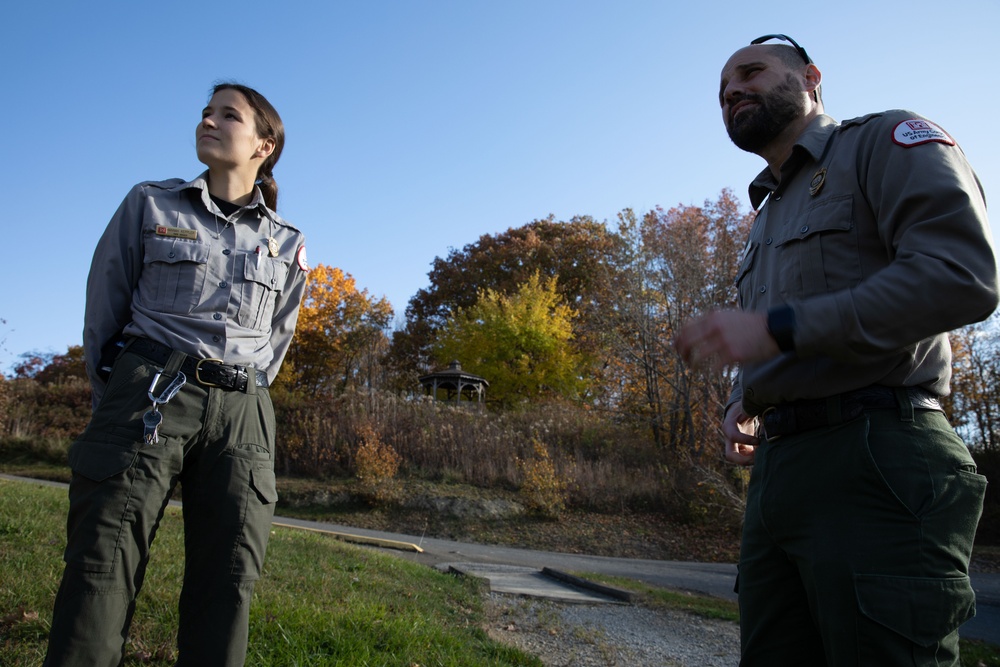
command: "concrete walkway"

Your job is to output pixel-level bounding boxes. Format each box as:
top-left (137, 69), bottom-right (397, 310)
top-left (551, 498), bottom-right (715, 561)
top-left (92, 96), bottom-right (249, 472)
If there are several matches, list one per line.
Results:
top-left (272, 513), bottom-right (1000, 647)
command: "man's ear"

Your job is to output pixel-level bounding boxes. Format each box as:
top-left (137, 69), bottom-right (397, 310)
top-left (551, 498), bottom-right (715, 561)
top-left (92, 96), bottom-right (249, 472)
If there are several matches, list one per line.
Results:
top-left (803, 63), bottom-right (822, 95)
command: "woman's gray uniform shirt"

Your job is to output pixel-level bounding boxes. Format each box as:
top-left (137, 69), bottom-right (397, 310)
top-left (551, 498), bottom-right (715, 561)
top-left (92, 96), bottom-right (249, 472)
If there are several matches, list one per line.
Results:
top-left (83, 172), bottom-right (309, 402)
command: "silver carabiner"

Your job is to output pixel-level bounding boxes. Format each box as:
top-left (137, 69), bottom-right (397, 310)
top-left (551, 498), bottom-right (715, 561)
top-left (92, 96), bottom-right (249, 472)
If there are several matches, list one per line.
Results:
top-left (147, 371), bottom-right (187, 406)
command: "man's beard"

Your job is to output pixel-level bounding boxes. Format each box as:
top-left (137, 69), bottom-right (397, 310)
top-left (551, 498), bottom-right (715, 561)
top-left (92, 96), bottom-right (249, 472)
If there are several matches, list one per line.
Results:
top-left (726, 75), bottom-right (805, 153)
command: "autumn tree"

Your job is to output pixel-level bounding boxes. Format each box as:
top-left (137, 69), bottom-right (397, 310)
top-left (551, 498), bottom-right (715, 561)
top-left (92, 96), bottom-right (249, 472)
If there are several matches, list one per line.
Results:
top-left (3, 345), bottom-right (91, 440)
top-left (277, 264), bottom-right (394, 396)
top-left (0, 373), bottom-right (9, 436)
top-left (390, 216), bottom-right (621, 388)
top-left (949, 315), bottom-right (1000, 451)
top-left (598, 208), bottom-right (670, 445)
top-left (14, 345), bottom-right (88, 384)
top-left (600, 190), bottom-right (754, 458)
top-left (432, 272), bottom-right (587, 409)
top-left (0, 316), bottom-right (9, 358)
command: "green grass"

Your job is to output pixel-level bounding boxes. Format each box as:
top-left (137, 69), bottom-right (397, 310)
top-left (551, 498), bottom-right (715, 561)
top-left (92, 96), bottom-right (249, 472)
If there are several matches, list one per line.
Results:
top-left (0, 462), bottom-right (71, 484)
top-left (3, 452), bottom-right (1000, 665)
top-left (0, 479), bottom-right (541, 666)
top-left (572, 571), bottom-right (741, 622)
top-left (963, 641), bottom-right (1000, 667)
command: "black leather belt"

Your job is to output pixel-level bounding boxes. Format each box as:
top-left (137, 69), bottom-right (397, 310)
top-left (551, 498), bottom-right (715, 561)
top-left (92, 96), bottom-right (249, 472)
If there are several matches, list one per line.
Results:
top-left (128, 338), bottom-right (269, 392)
top-left (760, 386), bottom-right (942, 441)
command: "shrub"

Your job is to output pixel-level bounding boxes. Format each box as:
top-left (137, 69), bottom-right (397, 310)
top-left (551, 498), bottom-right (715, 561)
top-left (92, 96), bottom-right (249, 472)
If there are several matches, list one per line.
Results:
top-left (516, 438), bottom-right (569, 518)
top-left (1, 377), bottom-right (90, 441)
top-left (668, 458), bottom-right (747, 530)
top-left (353, 424), bottom-right (402, 506)
top-left (0, 436), bottom-right (70, 465)
top-left (264, 388), bottom-right (747, 518)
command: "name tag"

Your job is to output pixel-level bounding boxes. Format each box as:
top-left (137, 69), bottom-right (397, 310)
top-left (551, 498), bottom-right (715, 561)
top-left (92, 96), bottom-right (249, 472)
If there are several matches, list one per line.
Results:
top-left (155, 226), bottom-right (198, 240)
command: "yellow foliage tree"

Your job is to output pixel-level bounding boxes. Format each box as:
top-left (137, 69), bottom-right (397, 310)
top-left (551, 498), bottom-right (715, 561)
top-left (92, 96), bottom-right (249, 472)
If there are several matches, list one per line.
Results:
top-left (432, 271), bottom-right (587, 408)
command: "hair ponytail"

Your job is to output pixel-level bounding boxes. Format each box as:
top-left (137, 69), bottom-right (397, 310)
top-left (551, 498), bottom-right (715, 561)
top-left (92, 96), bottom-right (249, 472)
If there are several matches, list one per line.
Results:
top-left (212, 82), bottom-right (285, 211)
top-left (257, 173), bottom-right (279, 212)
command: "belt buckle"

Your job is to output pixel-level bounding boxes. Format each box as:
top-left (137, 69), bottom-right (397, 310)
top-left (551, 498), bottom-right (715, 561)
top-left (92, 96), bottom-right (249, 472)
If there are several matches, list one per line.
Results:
top-left (759, 406), bottom-right (781, 441)
top-left (194, 358), bottom-right (225, 387)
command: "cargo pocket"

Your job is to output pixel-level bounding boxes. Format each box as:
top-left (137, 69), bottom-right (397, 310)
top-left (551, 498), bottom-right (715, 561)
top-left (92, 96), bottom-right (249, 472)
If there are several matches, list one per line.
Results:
top-left (855, 573), bottom-right (975, 647)
top-left (68, 439), bottom-right (139, 482)
top-left (230, 462), bottom-right (278, 579)
top-left (64, 440), bottom-right (141, 572)
top-left (250, 465), bottom-right (278, 505)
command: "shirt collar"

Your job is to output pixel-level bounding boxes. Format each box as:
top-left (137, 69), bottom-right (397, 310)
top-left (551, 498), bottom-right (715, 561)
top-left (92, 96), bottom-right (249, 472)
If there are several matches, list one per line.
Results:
top-left (748, 114), bottom-right (840, 209)
top-left (170, 170), bottom-right (269, 218)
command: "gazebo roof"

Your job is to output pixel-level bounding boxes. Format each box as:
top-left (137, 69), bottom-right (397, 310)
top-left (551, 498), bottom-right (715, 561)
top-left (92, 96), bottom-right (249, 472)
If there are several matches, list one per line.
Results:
top-left (418, 360), bottom-right (489, 388)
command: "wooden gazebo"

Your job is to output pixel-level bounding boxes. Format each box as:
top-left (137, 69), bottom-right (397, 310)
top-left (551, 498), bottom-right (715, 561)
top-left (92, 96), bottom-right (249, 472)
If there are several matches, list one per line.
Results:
top-left (418, 360), bottom-right (489, 404)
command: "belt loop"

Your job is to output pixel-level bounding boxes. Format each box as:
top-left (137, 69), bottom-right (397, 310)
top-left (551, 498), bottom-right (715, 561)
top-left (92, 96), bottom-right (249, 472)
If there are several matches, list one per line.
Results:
top-left (894, 387), bottom-right (914, 422)
top-left (825, 395), bottom-right (842, 425)
top-left (245, 368), bottom-right (257, 396)
top-left (163, 349), bottom-right (187, 379)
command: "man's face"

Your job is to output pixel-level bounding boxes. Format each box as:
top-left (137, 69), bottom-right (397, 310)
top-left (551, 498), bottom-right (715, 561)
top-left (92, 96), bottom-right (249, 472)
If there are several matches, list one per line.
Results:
top-left (719, 47), bottom-right (808, 154)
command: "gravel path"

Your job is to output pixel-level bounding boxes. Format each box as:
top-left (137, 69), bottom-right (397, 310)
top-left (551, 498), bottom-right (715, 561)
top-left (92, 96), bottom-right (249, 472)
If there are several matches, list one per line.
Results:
top-left (483, 594), bottom-right (740, 666)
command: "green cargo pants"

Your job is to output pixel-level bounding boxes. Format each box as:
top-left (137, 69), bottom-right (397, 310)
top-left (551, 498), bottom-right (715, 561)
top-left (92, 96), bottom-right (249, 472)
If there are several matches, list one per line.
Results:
top-left (737, 403), bottom-right (986, 666)
top-left (44, 346), bottom-right (278, 667)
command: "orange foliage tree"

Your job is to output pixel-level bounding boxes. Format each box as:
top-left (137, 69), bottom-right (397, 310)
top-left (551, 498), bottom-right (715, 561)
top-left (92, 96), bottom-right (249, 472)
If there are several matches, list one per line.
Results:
top-left (276, 264), bottom-right (394, 396)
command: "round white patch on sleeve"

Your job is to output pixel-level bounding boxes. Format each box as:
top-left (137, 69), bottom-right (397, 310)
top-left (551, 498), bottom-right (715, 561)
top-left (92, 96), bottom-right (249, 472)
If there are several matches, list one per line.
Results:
top-left (892, 119), bottom-right (955, 147)
top-left (296, 246), bottom-right (310, 272)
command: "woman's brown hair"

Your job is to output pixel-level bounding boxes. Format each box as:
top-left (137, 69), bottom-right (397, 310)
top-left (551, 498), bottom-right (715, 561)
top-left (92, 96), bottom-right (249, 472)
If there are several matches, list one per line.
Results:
top-left (212, 82), bottom-right (285, 211)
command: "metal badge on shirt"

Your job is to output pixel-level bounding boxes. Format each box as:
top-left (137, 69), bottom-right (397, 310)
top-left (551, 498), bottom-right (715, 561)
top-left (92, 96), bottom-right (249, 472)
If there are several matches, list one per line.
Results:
top-left (809, 168), bottom-right (827, 197)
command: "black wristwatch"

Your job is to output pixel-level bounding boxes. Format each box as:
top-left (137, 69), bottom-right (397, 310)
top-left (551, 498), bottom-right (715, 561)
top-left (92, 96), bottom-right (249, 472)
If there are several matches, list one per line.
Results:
top-left (766, 305), bottom-right (796, 352)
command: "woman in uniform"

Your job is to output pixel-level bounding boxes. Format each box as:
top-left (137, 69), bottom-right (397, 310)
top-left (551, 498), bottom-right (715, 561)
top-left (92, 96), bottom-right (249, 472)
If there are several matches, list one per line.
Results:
top-left (44, 82), bottom-right (309, 667)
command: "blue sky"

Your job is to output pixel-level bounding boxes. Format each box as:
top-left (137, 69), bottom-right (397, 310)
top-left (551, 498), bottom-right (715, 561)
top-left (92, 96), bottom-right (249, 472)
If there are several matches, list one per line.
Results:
top-left (1, 0), bottom-right (997, 373)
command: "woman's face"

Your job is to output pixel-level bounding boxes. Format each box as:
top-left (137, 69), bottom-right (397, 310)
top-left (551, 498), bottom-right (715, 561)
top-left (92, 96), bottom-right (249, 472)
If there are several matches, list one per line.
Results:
top-left (196, 88), bottom-right (273, 172)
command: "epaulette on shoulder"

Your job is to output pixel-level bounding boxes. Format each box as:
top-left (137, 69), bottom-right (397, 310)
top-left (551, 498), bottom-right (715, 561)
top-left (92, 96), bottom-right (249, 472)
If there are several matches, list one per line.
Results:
top-left (838, 112), bottom-right (889, 130)
top-left (840, 109), bottom-right (924, 131)
top-left (138, 178), bottom-right (186, 191)
top-left (267, 210), bottom-right (303, 234)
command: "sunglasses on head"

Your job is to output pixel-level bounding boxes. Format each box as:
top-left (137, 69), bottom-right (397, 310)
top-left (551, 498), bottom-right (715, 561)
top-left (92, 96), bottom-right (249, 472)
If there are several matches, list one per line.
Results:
top-left (750, 34), bottom-right (812, 65)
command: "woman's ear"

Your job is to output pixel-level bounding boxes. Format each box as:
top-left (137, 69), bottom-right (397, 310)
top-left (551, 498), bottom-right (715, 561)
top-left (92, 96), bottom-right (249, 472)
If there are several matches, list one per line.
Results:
top-left (255, 137), bottom-right (276, 160)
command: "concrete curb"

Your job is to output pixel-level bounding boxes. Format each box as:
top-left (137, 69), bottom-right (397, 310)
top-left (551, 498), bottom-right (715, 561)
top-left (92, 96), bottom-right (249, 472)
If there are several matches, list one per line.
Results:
top-left (542, 567), bottom-right (636, 602)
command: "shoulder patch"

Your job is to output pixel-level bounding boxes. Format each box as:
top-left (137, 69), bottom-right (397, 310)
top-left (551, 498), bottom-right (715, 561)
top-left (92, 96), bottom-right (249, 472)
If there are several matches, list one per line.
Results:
top-left (892, 119), bottom-right (955, 148)
top-left (296, 246), bottom-right (310, 273)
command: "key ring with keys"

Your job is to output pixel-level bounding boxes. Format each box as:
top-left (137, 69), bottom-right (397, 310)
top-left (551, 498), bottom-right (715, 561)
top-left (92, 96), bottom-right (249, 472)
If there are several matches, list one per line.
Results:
top-left (142, 371), bottom-right (186, 446)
